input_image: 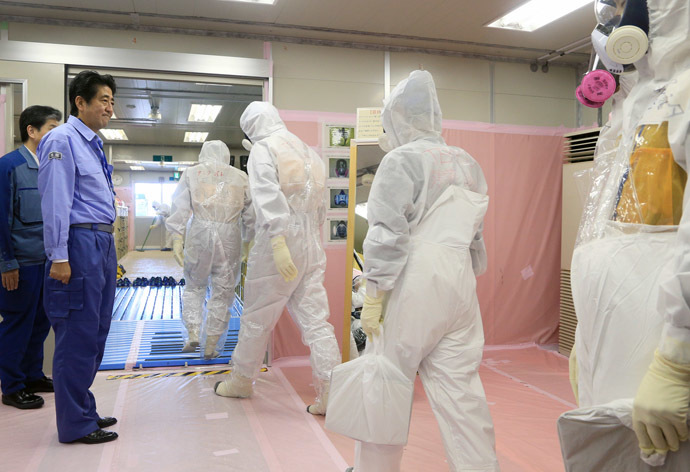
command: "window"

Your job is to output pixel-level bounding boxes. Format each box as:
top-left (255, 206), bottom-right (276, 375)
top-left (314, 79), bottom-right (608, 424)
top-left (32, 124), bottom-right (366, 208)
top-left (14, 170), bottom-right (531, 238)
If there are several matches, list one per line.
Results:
top-left (134, 182), bottom-right (178, 217)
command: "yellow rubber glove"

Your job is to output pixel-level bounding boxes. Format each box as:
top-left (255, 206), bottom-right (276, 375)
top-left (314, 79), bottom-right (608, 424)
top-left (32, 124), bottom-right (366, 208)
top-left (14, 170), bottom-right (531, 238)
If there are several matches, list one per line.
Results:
top-left (270, 235), bottom-right (298, 282)
top-left (633, 350), bottom-right (690, 455)
top-left (361, 293), bottom-right (385, 337)
top-left (569, 345), bottom-right (579, 405)
top-left (241, 240), bottom-right (254, 264)
top-left (172, 235), bottom-right (184, 267)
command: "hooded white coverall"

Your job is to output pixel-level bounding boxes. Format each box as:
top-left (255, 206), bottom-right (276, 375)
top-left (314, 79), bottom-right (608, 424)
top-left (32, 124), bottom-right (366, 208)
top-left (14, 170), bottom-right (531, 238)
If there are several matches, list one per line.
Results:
top-left (573, 0), bottom-right (690, 404)
top-left (223, 102), bottom-right (340, 405)
top-left (166, 140), bottom-right (253, 356)
top-left (568, 0), bottom-right (690, 464)
top-left (354, 70), bottom-right (499, 472)
top-left (151, 202), bottom-right (172, 249)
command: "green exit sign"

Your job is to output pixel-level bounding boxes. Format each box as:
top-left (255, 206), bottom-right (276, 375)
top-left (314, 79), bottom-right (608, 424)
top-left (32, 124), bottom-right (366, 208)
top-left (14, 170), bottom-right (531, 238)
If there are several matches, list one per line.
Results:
top-left (153, 155), bottom-right (173, 162)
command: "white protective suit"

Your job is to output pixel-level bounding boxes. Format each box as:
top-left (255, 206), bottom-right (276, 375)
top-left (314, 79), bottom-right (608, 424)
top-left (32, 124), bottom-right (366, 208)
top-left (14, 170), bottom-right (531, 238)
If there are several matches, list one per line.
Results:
top-left (355, 70), bottom-right (499, 472)
top-left (569, 0), bottom-right (690, 465)
top-left (166, 140), bottom-right (253, 358)
top-left (573, 0), bottom-right (690, 404)
top-left (215, 102), bottom-right (340, 410)
top-left (151, 201), bottom-right (172, 249)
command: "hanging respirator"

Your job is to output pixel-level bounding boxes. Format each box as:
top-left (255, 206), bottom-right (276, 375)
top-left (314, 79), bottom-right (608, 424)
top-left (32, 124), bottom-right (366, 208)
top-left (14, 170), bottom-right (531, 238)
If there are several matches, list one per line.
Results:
top-left (576, 0), bottom-right (649, 108)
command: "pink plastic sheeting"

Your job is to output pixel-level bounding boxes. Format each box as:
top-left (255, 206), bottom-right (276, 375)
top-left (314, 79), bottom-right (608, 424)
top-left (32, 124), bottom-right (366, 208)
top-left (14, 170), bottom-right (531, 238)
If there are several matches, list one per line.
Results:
top-left (0, 346), bottom-right (573, 472)
top-left (2, 366), bottom-right (350, 472)
top-left (442, 129), bottom-right (564, 344)
top-left (280, 345), bottom-right (576, 472)
top-left (272, 110), bottom-right (564, 358)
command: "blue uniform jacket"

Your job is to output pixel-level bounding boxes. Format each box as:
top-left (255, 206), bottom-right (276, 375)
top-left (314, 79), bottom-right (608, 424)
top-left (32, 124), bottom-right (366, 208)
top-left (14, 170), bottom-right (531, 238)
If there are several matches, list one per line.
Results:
top-left (0, 146), bottom-right (45, 272)
top-left (37, 116), bottom-right (115, 261)
top-left (0, 146), bottom-right (46, 272)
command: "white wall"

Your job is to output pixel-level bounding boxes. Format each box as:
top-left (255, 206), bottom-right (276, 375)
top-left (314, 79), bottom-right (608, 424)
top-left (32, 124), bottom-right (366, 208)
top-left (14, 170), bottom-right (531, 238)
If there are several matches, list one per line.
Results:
top-left (8, 23), bottom-right (264, 59)
top-left (272, 43), bottom-right (385, 113)
top-left (391, 53), bottom-right (491, 123)
top-left (0, 60), bottom-right (64, 114)
top-left (5, 21), bottom-right (591, 127)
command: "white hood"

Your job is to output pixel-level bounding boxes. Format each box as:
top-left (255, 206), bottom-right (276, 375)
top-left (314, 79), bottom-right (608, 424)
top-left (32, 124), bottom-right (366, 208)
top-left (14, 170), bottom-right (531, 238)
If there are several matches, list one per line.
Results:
top-left (239, 101), bottom-right (287, 144)
top-left (381, 70), bottom-right (443, 150)
top-left (645, 0), bottom-right (690, 80)
top-left (198, 140), bottom-right (230, 165)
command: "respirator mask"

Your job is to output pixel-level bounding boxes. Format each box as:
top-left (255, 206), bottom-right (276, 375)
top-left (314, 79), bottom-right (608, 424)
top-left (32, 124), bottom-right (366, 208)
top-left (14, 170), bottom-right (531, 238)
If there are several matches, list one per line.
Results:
top-left (576, 0), bottom-right (648, 108)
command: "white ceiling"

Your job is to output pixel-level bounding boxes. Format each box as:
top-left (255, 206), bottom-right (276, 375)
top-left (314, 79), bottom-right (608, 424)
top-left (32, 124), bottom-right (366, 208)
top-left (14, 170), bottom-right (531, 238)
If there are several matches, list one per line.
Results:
top-left (7, 1), bottom-right (600, 155)
top-left (0, 0), bottom-right (597, 65)
top-left (63, 74), bottom-right (263, 148)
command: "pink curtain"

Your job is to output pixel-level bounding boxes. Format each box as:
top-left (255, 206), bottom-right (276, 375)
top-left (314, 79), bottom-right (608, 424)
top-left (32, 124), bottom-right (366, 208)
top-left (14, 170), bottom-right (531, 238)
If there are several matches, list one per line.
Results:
top-left (270, 111), bottom-right (566, 359)
top-left (443, 128), bottom-right (564, 344)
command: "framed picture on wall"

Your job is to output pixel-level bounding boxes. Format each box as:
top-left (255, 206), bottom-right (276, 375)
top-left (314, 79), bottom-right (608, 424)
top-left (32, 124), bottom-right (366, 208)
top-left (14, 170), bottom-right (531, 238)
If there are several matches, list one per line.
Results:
top-left (329, 188), bottom-right (349, 210)
top-left (327, 156), bottom-right (350, 179)
top-left (325, 125), bottom-right (355, 148)
top-left (327, 218), bottom-right (348, 242)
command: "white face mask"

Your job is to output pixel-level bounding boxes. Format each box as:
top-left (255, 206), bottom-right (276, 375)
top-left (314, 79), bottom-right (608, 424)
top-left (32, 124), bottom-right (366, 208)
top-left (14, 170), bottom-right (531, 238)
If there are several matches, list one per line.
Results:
top-left (242, 139), bottom-right (253, 152)
top-left (378, 134), bottom-right (394, 153)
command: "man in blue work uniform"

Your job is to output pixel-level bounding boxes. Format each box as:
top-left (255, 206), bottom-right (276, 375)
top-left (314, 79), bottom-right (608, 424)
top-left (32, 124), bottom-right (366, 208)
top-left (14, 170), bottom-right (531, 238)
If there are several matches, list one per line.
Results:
top-left (0, 105), bottom-right (61, 410)
top-left (38, 71), bottom-right (119, 445)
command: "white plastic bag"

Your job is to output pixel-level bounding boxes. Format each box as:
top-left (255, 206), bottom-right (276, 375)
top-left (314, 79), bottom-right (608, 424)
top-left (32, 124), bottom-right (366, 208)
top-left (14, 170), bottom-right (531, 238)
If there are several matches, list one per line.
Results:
top-left (325, 330), bottom-right (414, 445)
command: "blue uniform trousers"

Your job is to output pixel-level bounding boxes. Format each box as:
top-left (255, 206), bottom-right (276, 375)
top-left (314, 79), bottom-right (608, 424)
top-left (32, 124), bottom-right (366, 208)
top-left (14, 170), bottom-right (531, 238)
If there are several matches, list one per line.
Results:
top-left (0, 263), bottom-right (50, 395)
top-left (44, 227), bottom-right (116, 443)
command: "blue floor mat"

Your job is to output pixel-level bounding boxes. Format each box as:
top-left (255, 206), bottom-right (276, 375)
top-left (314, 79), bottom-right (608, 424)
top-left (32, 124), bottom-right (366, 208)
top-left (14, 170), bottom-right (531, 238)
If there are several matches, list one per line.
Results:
top-left (100, 287), bottom-right (243, 370)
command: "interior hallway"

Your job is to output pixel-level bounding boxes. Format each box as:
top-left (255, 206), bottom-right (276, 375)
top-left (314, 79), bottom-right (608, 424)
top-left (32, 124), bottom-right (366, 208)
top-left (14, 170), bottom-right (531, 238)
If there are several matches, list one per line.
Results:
top-left (118, 249), bottom-right (184, 280)
top-left (1, 345), bottom-right (574, 472)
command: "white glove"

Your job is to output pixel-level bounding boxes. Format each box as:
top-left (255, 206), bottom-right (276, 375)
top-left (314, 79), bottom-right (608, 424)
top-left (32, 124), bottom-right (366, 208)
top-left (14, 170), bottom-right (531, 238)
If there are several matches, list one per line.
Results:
top-left (172, 236), bottom-right (184, 267)
top-left (361, 292), bottom-right (385, 337)
top-left (633, 350), bottom-right (690, 455)
top-left (242, 240), bottom-right (254, 264)
top-left (270, 235), bottom-right (297, 282)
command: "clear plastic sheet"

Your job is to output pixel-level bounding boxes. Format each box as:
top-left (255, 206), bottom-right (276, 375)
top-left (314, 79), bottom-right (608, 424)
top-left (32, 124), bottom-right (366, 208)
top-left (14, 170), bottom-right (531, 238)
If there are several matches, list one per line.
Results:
top-left (166, 140), bottom-right (253, 357)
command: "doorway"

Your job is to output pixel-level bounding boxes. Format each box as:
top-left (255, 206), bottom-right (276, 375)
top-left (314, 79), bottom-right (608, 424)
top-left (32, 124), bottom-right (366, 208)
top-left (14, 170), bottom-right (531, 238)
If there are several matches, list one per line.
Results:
top-left (64, 69), bottom-right (262, 369)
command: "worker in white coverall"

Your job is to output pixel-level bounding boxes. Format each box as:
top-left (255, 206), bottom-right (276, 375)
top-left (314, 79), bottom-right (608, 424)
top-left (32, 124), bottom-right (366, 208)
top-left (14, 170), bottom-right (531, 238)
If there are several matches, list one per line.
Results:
top-left (166, 140), bottom-right (253, 359)
top-left (350, 70), bottom-right (499, 472)
top-left (570, 0), bottom-right (690, 463)
top-left (150, 201), bottom-right (172, 250)
top-left (214, 102), bottom-right (340, 415)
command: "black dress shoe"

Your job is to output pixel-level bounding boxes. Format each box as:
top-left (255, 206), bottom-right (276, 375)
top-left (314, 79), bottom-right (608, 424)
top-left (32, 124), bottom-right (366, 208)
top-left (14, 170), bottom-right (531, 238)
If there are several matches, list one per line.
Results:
top-left (72, 429), bottom-right (118, 444)
top-left (97, 416), bottom-right (117, 428)
top-left (1, 390), bottom-right (44, 409)
top-left (25, 376), bottom-right (54, 393)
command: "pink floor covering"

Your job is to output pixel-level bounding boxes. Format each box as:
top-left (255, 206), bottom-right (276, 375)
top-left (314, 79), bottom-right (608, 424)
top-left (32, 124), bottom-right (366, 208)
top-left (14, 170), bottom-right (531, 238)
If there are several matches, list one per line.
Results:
top-left (0, 345), bottom-right (573, 472)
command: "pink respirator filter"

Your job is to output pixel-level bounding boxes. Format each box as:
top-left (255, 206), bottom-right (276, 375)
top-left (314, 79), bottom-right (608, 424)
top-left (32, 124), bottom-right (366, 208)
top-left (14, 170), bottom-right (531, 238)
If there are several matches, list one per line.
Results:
top-left (576, 85), bottom-right (606, 108)
top-left (581, 69), bottom-right (617, 102)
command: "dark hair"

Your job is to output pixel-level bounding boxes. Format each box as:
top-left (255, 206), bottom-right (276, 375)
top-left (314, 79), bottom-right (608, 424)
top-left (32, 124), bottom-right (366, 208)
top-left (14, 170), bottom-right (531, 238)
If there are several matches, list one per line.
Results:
top-left (19, 105), bottom-right (62, 143)
top-left (69, 70), bottom-right (117, 117)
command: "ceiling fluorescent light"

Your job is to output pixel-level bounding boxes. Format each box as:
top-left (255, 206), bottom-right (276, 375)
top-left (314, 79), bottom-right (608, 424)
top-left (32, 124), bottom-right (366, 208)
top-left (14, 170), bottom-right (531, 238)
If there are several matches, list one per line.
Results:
top-left (220, 0), bottom-right (277, 4)
top-left (100, 129), bottom-right (128, 141)
top-left (129, 165), bottom-right (145, 171)
top-left (188, 104), bottom-right (223, 123)
top-left (487, 0), bottom-right (593, 32)
top-left (184, 132), bottom-right (209, 143)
